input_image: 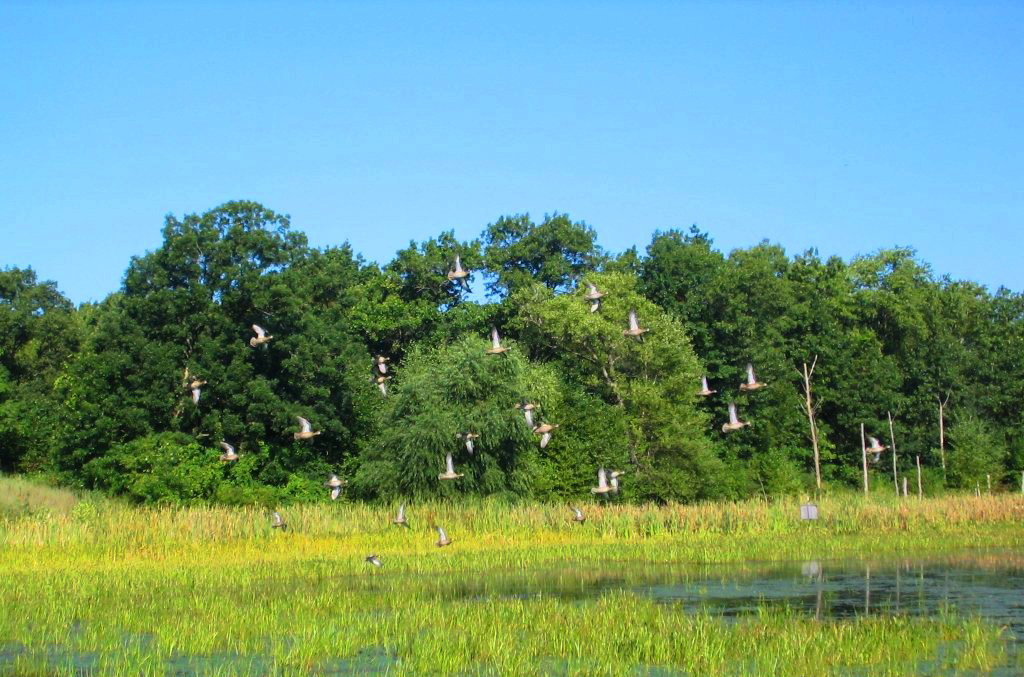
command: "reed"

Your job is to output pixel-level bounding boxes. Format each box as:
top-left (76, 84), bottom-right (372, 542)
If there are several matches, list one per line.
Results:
top-left (1, 491), bottom-right (1020, 675)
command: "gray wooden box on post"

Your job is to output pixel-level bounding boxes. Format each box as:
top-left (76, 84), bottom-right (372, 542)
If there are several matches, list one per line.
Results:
top-left (800, 503), bottom-right (819, 520)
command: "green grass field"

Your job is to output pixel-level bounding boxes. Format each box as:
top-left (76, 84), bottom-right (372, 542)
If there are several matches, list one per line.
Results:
top-left (2, 479), bottom-right (1022, 675)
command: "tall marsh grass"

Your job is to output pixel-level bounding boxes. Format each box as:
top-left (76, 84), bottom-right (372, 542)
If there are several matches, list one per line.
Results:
top-left (1, 491), bottom-right (1021, 674)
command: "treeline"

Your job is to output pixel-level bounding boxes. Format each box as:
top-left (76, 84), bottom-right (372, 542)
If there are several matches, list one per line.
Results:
top-left (1, 201), bottom-right (1021, 504)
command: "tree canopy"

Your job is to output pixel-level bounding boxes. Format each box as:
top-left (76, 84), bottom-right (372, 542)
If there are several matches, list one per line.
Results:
top-left (4, 201), bottom-right (1022, 504)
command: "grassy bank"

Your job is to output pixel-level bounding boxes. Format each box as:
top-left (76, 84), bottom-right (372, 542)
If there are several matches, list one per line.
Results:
top-left (1, 490), bottom-right (1022, 674)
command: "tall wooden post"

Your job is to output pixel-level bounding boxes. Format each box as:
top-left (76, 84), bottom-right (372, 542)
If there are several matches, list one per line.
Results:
top-left (888, 411), bottom-right (898, 496)
top-left (861, 423), bottom-right (869, 495)
top-left (801, 358), bottom-right (822, 491)
top-left (916, 455), bottom-right (923, 498)
top-left (937, 393), bottom-right (949, 483)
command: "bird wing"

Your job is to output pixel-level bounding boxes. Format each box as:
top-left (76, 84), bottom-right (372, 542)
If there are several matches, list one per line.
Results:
top-left (297, 416), bottom-right (311, 433)
top-left (540, 432), bottom-right (551, 448)
top-left (491, 327), bottom-right (501, 349)
top-left (192, 388), bottom-right (201, 404)
top-left (728, 403), bottom-right (739, 425)
top-left (220, 441), bottom-right (234, 454)
top-left (446, 452), bottom-right (455, 473)
top-left (597, 467), bottom-right (608, 489)
top-left (572, 506), bottom-right (583, 519)
top-left (253, 324), bottom-right (266, 338)
top-left (397, 504), bottom-right (405, 520)
top-left (701, 375), bottom-right (709, 391)
top-left (628, 310), bottom-right (638, 331)
top-left (747, 363), bottom-right (756, 385)
top-left (437, 526), bottom-right (447, 541)
top-left (453, 254), bottom-right (463, 273)
top-left (524, 410), bottom-right (534, 428)
top-left (330, 486), bottom-right (341, 500)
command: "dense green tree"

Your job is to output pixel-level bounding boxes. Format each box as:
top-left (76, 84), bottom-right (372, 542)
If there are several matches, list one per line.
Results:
top-left (511, 272), bottom-right (723, 502)
top-left (482, 213), bottom-right (603, 297)
top-left (0, 267), bottom-right (80, 471)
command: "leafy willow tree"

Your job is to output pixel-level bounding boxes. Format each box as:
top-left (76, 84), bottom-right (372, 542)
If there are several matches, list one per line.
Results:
top-left (352, 335), bottom-right (561, 499)
top-left (511, 272), bottom-right (723, 502)
top-left (0, 267), bottom-right (80, 471)
top-left (482, 213), bottom-right (603, 296)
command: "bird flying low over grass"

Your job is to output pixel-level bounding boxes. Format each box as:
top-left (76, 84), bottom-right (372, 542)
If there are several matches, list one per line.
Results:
top-left (624, 310), bottom-right (649, 339)
top-left (294, 416), bottom-right (321, 441)
top-left (435, 525), bottom-right (452, 547)
top-left (250, 324), bottom-right (273, 348)
top-left (219, 441), bottom-right (239, 462)
top-left (866, 435), bottom-right (888, 462)
top-left (570, 506), bottom-right (586, 523)
top-left (738, 363), bottom-right (766, 392)
top-left (271, 511), bottom-right (287, 531)
top-left (592, 467), bottom-right (612, 494)
top-left (438, 452), bottom-right (464, 481)
top-left (722, 403), bottom-right (750, 433)
top-left (392, 503), bottom-right (408, 527)
top-left (365, 554), bottom-right (382, 567)
top-left (325, 474), bottom-right (346, 500)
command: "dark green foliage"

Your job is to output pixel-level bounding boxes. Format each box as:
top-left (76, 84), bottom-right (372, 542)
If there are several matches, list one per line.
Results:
top-left (946, 417), bottom-right (1007, 490)
top-left (482, 213), bottom-right (603, 296)
top-left (5, 202), bottom-right (1023, 503)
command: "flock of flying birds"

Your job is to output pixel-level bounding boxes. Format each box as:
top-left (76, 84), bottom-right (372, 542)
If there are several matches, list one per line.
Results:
top-left (184, 254), bottom-right (891, 566)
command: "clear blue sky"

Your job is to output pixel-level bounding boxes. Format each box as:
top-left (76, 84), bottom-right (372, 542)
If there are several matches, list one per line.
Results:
top-left (2, 1), bottom-right (1022, 304)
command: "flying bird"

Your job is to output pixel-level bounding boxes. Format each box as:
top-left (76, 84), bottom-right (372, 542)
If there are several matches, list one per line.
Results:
top-left (184, 369), bottom-right (207, 405)
top-left (325, 474), bottom-right (346, 500)
top-left (457, 432), bottom-right (479, 454)
top-left (697, 375), bottom-right (716, 397)
top-left (374, 375), bottom-right (391, 396)
top-left (583, 282), bottom-right (605, 313)
top-left (271, 511), bottom-right (287, 531)
top-left (533, 422), bottom-right (559, 449)
top-left (591, 467), bottom-right (612, 494)
top-left (447, 254), bottom-right (470, 291)
top-left (738, 363), bottom-right (766, 391)
top-left (486, 327), bottom-right (508, 355)
top-left (570, 506), bottom-right (586, 524)
top-left (393, 503), bottom-right (409, 527)
top-left (866, 435), bottom-right (888, 463)
top-left (219, 441), bottom-right (239, 463)
top-left (435, 525), bottom-right (452, 547)
top-left (250, 324), bottom-right (273, 348)
top-left (365, 554), bottom-right (382, 567)
top-left (438, 452), bottom-right (464, 481)
top-left (721, 402), bottom-right (750, 433)
top-left (624, 310), bottom-right (649, 339)
top-left (294, 416), bottom-right (322, 441)
top-left (514, 400), bottom-right (537, 428)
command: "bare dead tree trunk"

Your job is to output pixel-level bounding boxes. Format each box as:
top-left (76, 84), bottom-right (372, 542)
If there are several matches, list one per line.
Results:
top-left (800, 357), bottom-right (821, 491)
top-left (916, 455), bottom-right (923, 498)
top-left (861, 423), bottom-right (869, 495)
top-left (888, 411), bottom-right (898, 496)
top-left (937, 393), bottom-right (950, 483)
